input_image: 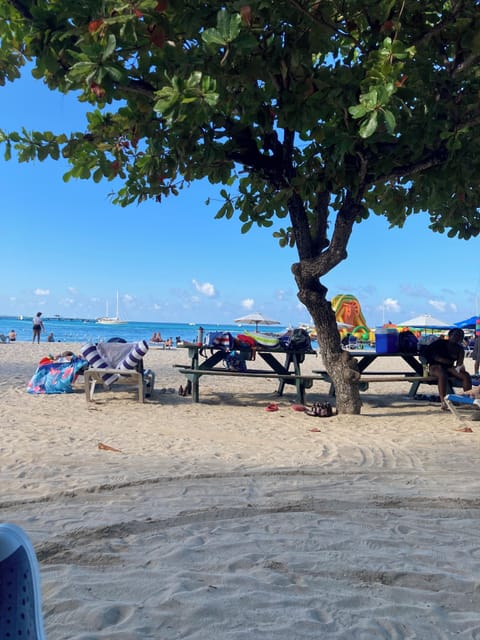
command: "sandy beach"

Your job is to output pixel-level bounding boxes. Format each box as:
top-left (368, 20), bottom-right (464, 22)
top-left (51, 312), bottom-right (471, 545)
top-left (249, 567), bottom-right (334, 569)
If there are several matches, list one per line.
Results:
top-left (2, 342), bottom-right (480, 639)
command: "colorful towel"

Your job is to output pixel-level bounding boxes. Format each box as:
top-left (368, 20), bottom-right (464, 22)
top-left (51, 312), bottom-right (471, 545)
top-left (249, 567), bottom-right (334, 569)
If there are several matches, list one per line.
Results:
top-left (27, 357), bottom-right (87, 394)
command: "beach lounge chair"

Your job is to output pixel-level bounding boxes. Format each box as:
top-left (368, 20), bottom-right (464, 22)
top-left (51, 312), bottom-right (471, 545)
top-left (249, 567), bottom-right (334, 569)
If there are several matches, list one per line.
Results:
top-left (444, 394), bottom-right (480, 423)
top-left (80, 340), bottom-right (155, 402)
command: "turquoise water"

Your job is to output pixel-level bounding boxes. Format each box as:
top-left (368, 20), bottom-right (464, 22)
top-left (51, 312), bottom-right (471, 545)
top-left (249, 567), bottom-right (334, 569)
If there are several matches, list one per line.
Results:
top-left (0, 317), bottom-right (291, 344)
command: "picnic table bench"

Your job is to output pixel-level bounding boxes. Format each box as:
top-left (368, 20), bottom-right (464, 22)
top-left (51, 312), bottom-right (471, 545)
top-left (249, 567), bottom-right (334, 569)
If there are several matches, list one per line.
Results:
top-left (175, 342), bottom-right (321, 403)
top-left (314, 349), bottom-right (460, 397)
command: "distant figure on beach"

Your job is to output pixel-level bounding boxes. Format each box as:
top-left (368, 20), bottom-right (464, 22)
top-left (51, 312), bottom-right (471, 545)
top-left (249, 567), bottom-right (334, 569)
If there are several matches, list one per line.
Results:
top-left (151, 332), bottom-right (163, 343)
top-left (47, 332), bottom-right (55, 343)
top-left (424, 328), bottom-right (472, 410)
top-left (8, 329), bottom-right (16, 342)
top-left (32, 312), bottom-right (45, 344)
top-left (165, 337), bottom-right (173, 348)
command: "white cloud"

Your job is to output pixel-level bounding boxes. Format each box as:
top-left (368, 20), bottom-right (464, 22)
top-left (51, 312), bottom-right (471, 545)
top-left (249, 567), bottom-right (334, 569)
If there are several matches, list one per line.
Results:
top-left (67, 287), bottom-right (77, 294)
top-left (380, 298), bottom-right (400, 312)
top-left (34, 288), bottom-right (50, 296)
top-left (192, 279), bottom-right (216, 297)
top-left (123, 293), bottom-right (134, 303)
top-left (241, 298), bottom-right (254, 310)
top-left (429, 299), bottom-right (446, 312)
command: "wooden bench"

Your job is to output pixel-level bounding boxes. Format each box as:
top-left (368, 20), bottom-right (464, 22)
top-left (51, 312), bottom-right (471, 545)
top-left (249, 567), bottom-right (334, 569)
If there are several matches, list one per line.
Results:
top-left (177, 367), bottom-right (328, 381)
top-left (312, 369), bottom-right (457, 397)
top-left (176, 366), bottom-right (328, 402)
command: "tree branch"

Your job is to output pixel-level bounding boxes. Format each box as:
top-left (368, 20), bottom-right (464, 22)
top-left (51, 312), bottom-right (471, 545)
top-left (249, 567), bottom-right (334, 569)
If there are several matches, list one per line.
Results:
top-left (7, 0), bottom-right (33, 20)
top-left (376, 148), bottom-right (448, 184)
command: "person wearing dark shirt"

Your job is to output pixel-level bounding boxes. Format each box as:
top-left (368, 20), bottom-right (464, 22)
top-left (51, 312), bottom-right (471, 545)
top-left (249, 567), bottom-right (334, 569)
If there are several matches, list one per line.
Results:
top-left (424, 328), bottom-right (472, 410)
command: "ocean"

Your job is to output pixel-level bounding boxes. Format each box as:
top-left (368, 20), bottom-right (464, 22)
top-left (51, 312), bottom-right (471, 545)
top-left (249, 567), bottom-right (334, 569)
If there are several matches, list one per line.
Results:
top-left (0, 317), bottom-right (291, 344)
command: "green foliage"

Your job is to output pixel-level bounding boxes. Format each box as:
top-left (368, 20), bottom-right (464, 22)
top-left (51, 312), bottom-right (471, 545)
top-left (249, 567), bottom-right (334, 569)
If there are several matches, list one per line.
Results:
top-left (0, 0), bottom-right (479, 258)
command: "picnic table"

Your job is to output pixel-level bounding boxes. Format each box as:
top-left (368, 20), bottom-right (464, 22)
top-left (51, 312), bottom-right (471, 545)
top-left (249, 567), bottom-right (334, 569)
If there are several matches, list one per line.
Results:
top-left (175, 342), bottom-right (321, 403)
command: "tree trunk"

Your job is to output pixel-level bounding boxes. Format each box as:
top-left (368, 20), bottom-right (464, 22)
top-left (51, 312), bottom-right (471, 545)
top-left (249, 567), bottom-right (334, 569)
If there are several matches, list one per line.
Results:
top-left (293, 268), bottom-right (362, 415)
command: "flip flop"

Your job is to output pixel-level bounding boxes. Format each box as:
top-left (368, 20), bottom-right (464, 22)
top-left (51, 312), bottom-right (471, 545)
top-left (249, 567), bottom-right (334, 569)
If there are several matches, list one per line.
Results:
top-left (291, 404), bottom-right (306, 412)
top-left (265, 403), bottom-right (279, 412)
top-left (455, 426), bottom-right (473, 433)
top-left (309, 427), bottom-right (321, 432)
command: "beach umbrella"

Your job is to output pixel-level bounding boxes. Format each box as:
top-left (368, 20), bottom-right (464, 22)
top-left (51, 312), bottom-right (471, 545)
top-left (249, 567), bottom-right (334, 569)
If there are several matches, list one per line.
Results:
top-left (234, 312), bottom-right (281, 331)
top-left (455, 315), bottom-right (478, 330)
top-left (397, 314), bottom-right (454, 329)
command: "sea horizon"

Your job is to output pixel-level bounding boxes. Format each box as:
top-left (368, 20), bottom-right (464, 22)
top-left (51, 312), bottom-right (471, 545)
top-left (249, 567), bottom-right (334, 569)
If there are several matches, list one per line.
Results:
top-left (0, 316), bottom-right (292, 344)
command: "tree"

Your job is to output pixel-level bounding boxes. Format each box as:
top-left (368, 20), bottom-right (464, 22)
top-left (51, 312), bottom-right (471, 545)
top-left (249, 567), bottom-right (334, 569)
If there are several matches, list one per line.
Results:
top-left (1, 0), bottom-right (480, 413)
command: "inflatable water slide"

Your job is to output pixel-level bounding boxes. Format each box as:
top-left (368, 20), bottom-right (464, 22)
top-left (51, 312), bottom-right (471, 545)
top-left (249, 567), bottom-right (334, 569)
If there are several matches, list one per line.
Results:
top-left (331, 294), bottom-right (372, 342)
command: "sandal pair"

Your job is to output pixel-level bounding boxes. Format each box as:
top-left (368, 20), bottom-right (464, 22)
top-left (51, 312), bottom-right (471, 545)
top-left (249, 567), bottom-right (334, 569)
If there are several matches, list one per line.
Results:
top-left (306, 402), bottom-right (336, 417)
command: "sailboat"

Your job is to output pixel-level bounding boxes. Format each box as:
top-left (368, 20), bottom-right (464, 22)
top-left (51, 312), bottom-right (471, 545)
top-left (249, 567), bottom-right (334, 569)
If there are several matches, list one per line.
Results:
top-left (96, 292), bottom-right (127, 325)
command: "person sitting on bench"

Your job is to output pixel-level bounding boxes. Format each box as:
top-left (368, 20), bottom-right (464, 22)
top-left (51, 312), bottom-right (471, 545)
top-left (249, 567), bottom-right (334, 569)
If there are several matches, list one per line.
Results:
top-left (424, 328), bottom-right (472, 410)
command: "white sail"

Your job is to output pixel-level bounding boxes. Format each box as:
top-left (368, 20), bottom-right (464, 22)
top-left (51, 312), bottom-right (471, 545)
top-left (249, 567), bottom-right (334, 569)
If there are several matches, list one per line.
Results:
top-left (96, 292), bottom-right (126, 325)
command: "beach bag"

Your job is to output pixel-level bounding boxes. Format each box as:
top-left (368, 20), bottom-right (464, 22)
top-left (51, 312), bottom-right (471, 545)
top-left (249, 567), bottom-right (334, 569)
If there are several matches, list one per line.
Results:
top-left (397, 330), bottom-right (418, 354)
top-left (224, 352), bottom-right (247, 372)
top-left (283, 328), bottom-right (312, 352)
top-left (235, 334), bottom-right (257, 360)
top-left (203, 331), bottom-right (234, 351)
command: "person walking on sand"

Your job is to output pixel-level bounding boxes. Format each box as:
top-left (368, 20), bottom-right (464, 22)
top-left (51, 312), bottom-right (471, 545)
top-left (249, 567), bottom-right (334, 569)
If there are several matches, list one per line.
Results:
top-left (424, 328), bottom-right (472, 410)
top-left (32, 312), bottom-right (45, 344)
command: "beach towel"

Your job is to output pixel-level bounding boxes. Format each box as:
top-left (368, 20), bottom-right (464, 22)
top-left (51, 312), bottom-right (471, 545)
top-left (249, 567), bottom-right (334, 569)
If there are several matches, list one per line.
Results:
top-left (80, 341), bottom-right (150, 387)
top-left (27, 357), bottom-right (88, 394)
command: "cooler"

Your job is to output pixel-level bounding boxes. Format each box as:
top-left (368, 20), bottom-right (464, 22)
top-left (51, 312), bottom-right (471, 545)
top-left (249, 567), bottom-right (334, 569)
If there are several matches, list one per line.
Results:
top-left (375, 328), bottom-right (399, 353)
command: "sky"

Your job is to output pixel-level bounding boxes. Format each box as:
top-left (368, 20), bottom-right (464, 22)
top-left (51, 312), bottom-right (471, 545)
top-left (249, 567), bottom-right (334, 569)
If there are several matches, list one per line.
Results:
top-left (1, 70), bottom-right (479, 328)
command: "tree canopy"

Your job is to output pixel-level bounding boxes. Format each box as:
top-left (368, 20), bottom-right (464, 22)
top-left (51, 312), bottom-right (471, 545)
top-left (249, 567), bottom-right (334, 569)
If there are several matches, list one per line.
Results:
top-left (1, 0), bottom-right (480, 412)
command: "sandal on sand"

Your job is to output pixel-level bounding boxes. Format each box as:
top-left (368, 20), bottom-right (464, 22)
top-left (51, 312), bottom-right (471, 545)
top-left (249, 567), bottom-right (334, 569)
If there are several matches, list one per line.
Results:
top-left (309, 427), bottom-right (321, 432)
top-left (265, 403), bottom-right (279, 412)
top-left (291, 404), bottom-right (306, 412)
top-left (455, 426), bottom-right (473, 433)
top-left (306, 402), bottom-right (337, 417)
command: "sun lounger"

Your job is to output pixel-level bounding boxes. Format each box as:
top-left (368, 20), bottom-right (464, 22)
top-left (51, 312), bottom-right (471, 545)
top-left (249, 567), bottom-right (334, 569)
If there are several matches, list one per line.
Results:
top-left (80, 341), bottom-right (155, 402)
top-left (444, 394), bottom-right (480, 422)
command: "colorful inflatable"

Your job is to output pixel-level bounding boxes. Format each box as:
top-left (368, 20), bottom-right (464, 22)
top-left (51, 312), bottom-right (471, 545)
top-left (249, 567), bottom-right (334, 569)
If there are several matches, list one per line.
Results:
top-left (331, 294), bottom-right (372, 342)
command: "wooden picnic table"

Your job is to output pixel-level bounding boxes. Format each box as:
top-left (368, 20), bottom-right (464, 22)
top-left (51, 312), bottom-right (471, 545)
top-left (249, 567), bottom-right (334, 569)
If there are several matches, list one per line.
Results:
top-left (175, 342), bottom-right (321, 403)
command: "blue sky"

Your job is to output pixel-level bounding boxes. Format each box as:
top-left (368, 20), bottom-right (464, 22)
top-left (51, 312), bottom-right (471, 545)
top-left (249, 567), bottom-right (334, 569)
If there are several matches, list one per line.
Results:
top-left (1, 71), bottom-right (479, 327)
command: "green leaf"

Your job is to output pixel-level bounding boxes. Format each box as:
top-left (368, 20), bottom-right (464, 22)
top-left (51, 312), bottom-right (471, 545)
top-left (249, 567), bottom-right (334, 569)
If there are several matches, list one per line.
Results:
top-left (383, 109), bottom-right (396, 134)
top-left (202, 9), bottom-right (241, 46)
top-left (102, 34), bottom-right (117, 61)
top-left (359, 112), bottom-right (378, 138)
top-left (348, 104), bottom-right (368, 119)
top-left (202, 28), bottom-right (227, 46)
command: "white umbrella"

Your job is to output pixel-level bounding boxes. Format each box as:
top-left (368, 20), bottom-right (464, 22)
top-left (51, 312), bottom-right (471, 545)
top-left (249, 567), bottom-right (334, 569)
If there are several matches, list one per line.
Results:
top-left (337, 321), bottom-right (354, 329)
top-left (397, 314), bottom-right (454, 329)
top-left (234, 312), bottom-right (281, 331)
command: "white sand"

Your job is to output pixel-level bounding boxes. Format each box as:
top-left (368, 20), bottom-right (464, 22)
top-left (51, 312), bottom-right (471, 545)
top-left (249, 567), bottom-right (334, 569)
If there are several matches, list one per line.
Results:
top-left (2, 343), bottom-right (480, 639)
